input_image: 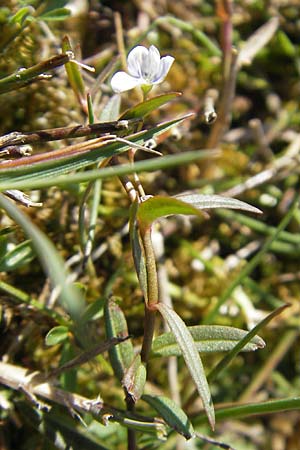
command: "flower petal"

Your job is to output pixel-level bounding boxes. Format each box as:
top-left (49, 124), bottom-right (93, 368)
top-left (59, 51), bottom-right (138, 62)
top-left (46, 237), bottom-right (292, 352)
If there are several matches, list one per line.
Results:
top-left (127, 46), bottom-right (149, 78)
top-left (111, 71), bottom-right (141, 93)
top-left (152, 55), bottom-right (175, 84)
top-left (143, 45), bottom-right (161, 81)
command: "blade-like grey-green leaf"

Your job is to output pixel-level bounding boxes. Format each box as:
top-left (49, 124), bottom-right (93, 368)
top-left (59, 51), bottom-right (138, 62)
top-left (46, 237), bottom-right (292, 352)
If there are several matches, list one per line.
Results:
top-left (129, 201), bottom-right (148, 303)
top-left (122, 355), bottom-right (146, 403)
top-left (142, 394), bottom-right (194, 440)
top-left (104, 297), bottom-right (135, 381)
top-left (152, 325), bottom-right (265, 357)
top-left (156, 303), bottom-right (215, 430)
top-left (174, 193), bottom-right (262, 214)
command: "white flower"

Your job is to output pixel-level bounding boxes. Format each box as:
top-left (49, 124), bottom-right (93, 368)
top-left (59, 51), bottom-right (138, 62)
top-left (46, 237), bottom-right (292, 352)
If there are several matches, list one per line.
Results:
top-left (111, 45), bottom-right (175, 93)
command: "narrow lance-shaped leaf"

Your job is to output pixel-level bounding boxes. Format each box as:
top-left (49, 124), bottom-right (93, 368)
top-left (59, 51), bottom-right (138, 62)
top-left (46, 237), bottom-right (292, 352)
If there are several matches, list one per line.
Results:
top-left (120, 93), bottom-right (181, 120)
top-left (39, 8), bottom-right (71, 21)
top-left (142, 394), bottom-right (194, 440)
top-left (104, 297), bottom-right (134, 381)
top-left (129, 200), bottom-right (148, 303)
top-left (156, 303), bottom-right (215, 430)
top-left (151, 325), bottom-right (265, 357)
top-left (137, 194), bottom-right (261, 232)
top-left (45, 326), bottom-right (69, 346)
top-left (122, 355), bottom-right (146, 403)
top-left (137, 196), bottom-right (205, 231)
top-left (174, 193), bottom-right (262, 214)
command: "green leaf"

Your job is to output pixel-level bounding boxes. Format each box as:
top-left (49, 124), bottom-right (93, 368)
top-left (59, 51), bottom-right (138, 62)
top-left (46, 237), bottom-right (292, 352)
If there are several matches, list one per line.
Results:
top-left (129, 200), bottom-right (148, 303)
top-left (80, 297), bottom-right (104, 323)
top-left (137, 194), bottom-right (261, 231)
top-left (0, 194), bottom-right (85, 322)
top-left (120, 93), bottom-right (181, 120)
top-left (156, 303), bottom-right (215, 430)
top-left (104, 297), bottom-right (134, 381)
top-left (142, 394), bottom-right (194, 440)
top-left (276, 30), bottom-right (296, 57)
top-left (152, 325), bottom-right (265, 357)
top-left (174, 193), bottom-right (262, 214)
top-left (137, 196), bottom-right (205, 231)
top-left (0, 116), bottom-right (191, 191)
top-left (39, 8), bottom-right (71, 21)
top-left (0, 239), bottom-right (35, 271)
top-left (122, 355), bottom-right (146, 403)
top-left (9, 7), bottom-right (31, 25)
top-left (62, 36), bottom-right (86, 110)
top-left (45, 326), bottom-right (69, 346)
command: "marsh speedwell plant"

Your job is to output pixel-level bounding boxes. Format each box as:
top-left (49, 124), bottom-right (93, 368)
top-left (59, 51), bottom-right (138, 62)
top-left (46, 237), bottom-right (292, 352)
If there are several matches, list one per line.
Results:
top-left (0, 4), bottom-right (297, 450)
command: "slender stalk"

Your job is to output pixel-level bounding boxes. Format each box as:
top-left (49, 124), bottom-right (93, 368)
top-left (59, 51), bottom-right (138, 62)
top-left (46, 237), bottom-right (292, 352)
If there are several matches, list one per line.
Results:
top-left (141, 307), bottom-right (157, 363)
top-left (0, 119), bottom-right (139, 149)
top-left (0, 54), bottom-right (71, 95)
top-left (140, 226), bottom-right (159, 363)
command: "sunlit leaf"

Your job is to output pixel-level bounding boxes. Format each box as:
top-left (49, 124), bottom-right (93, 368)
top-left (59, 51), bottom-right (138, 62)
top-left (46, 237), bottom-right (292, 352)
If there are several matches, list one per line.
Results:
top-left (104, 297), bottom-right (134, 381)
top-left (174, 193), bottom-right (262, 214)
top-left (39, 8), bottom-right (71, 21)
top-left (156, 303), bottom-right (215, 429)
top-left (45, 326), bottom-right (69, 346)
top-left (152, 325), bottom-right (265, 357)
top-left (122, 355), bottom-right (146, 403)
top-left (137, 196), bottom-right (205, 231)
top-left (142, 394), bottom-right (194, 439)
top-left (137, 193), bottom-right (261, 231)
top-left (9, 7), bottom-right (31, 25)
top-left (120, 93), bottom-right (181, 120)
top-left (129, 200), bottom-right (148, 303)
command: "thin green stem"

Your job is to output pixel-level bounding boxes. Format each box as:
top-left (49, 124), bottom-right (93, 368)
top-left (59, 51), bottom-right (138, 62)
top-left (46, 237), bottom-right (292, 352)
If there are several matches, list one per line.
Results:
top-left (140, 226), bottom-right (159, 363)
top-left (0, 54), bottom-right (71, 95)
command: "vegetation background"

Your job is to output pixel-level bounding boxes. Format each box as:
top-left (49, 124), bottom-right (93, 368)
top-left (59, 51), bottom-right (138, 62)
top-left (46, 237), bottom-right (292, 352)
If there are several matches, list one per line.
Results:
top-left (0, 1), bottom-right (299, 449)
